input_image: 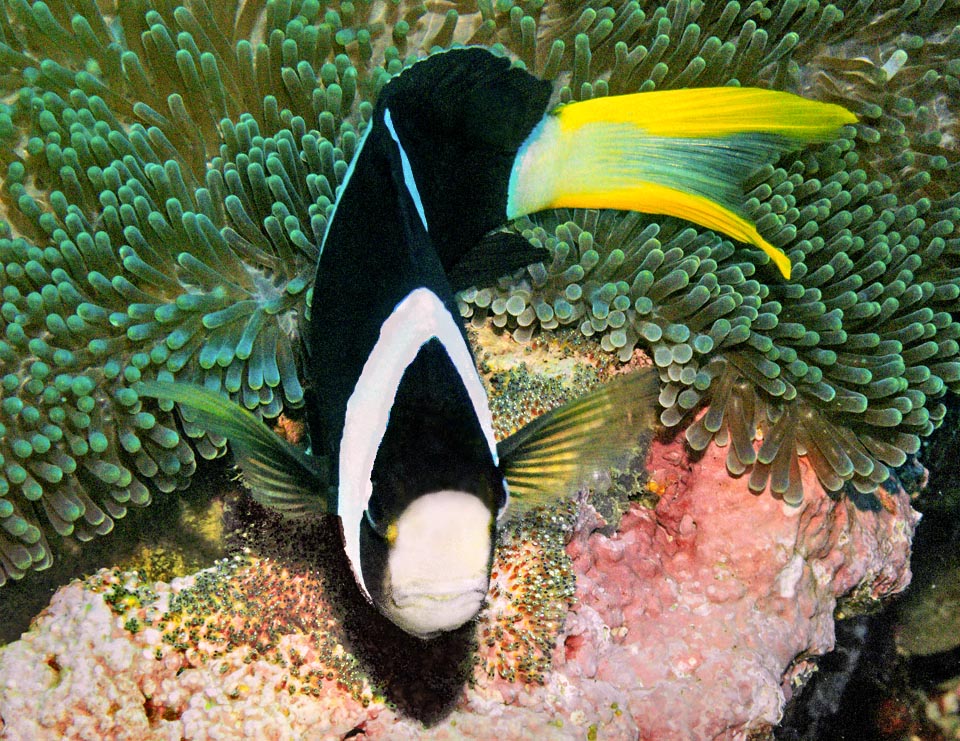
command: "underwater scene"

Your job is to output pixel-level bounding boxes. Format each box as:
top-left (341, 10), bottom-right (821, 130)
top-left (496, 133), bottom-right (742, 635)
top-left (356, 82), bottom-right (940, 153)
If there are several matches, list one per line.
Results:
top-left (1, 0), bottom-right (960, 738)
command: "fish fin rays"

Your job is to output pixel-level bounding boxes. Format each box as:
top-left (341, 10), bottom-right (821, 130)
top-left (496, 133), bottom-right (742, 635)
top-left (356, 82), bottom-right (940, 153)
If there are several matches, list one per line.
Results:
top-left (497, 367), bottom-right (660, 520)
top-left (553, 87), bottom-right (858, 141)
top-left (507, 87), bottom-right (858, 279)
top-left (447, 231), bottom-right (549, 293)
top-left (137, 381), bottom-right (334, 517)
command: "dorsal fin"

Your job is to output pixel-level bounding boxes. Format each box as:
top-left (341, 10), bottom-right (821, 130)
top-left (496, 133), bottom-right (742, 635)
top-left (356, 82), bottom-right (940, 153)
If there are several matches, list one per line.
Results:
top-left (378, 47), bottom-right (551, 151)
top-left (376, 48), bottom-right (552, 272)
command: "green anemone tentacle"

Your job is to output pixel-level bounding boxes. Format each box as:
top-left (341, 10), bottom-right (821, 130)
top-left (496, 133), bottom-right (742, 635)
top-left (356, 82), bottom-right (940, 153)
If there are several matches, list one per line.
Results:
top-left (2, 0), bottom-right (960, 583)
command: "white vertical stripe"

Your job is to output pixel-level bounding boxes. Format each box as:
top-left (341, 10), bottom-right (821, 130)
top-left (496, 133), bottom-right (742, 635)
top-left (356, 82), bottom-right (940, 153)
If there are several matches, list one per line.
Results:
top-left (383, 107), bottom-right (429, 232)
top-left (338, 288), bottom-right (497, 599)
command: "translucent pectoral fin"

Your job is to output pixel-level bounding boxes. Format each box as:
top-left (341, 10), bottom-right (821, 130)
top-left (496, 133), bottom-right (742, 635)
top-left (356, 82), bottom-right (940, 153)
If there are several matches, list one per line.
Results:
top-left (137, 381), bottom-right (334, 517)
top-left (507, 87), bottom-right (858, 279)
top-left (498, 367), bottom-right (660, 519)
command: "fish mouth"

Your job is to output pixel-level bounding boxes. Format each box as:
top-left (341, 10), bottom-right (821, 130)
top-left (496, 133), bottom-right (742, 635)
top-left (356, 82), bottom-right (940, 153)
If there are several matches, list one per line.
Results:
top-left (389, 579), bottom-right (489, 609)
top-left (382, 579), bottom-right (489, 637)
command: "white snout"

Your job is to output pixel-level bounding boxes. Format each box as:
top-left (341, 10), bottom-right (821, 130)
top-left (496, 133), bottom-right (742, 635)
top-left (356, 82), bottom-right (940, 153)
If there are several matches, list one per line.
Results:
top-left (382, 490), bottom-right (493, 637)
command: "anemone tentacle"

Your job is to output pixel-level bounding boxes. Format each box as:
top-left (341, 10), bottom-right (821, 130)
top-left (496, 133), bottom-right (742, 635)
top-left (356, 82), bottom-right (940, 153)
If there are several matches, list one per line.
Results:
top-left (2, 0), bottom-right (960, 582)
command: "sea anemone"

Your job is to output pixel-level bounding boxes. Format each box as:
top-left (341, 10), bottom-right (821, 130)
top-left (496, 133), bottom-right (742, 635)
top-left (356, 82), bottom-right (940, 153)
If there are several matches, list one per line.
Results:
top-left (458, 0), bottom-right (960, 504)
top-left (2, 0), bottom-right (959, 584)
top-left (1, 0), bottom-right (384, 582)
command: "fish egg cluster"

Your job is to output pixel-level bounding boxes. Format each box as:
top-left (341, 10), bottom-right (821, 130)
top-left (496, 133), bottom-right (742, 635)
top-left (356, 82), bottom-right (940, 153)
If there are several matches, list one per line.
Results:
top-left (93, 523), bottom-right (377, 705)
top-left (484, 361), bottom-right (601, 440)
top-left (475, 501), bottom-right (579, 687)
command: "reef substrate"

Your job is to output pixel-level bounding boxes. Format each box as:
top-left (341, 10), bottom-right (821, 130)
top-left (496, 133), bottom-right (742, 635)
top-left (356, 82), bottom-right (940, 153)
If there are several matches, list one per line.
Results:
top-left (0, 428), bottom-right (916, 740)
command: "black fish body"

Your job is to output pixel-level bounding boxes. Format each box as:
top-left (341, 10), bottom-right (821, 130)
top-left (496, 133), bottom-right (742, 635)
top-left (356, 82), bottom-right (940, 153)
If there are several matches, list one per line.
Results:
top-left (138, 47), bottom-right (854, 638)
top-left (304, 49), bottom-right (551, 635)
top-left (304, 48), bottom-right (552, 455)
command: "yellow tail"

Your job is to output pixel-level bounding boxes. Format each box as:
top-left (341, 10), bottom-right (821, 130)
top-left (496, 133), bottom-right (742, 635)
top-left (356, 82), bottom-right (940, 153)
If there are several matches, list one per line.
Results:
top-left (506, 87), bottom-right (857, 279)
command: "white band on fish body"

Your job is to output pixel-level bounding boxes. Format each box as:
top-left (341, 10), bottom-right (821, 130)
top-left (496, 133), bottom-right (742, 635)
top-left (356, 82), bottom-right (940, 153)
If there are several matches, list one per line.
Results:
top-left (384, 107), bottom-right (430, 232)
top-left (338, 287), bottom-right (498, 599)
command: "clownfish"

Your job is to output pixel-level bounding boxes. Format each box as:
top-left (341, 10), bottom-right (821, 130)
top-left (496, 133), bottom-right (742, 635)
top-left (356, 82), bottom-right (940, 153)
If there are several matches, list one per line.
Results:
top-left (139, 48), bottom-right (855, 637)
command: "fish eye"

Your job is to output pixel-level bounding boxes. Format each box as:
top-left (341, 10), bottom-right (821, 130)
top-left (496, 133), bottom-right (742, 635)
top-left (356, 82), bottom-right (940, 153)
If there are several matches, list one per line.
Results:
top-left (364, 509), bottom-right (397, 543)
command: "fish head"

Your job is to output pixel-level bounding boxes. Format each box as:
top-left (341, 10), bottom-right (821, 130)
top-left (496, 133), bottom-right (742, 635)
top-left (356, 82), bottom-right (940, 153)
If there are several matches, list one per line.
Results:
top-left (360, 487), bottom-right (497, 638)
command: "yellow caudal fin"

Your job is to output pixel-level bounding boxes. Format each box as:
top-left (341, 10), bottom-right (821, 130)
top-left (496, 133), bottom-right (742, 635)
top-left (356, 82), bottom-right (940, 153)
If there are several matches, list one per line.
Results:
top-left (506, 87), bottom-right (858, 279)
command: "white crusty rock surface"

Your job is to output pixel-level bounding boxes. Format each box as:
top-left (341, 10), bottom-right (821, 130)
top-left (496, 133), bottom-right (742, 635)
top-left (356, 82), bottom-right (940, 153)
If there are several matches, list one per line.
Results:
top-left (0, 435), bottom-right (918, 740)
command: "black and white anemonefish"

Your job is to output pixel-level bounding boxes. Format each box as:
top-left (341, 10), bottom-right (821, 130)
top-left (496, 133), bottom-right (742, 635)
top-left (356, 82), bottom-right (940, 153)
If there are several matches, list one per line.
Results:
top-left (139, 47), bottom-right (855, 638)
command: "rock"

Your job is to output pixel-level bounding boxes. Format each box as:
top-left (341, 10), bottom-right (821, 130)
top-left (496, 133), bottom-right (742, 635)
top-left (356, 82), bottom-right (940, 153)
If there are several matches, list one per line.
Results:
top-left (556, 436), bottom-right (917, 739)
top-left (0, 434), bottom-right (917, 740)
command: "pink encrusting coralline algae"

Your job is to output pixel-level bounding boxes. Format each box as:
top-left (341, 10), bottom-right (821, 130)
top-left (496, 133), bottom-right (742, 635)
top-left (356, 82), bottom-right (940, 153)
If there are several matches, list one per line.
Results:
top-left (0, 431), bottom-right (917, 740)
